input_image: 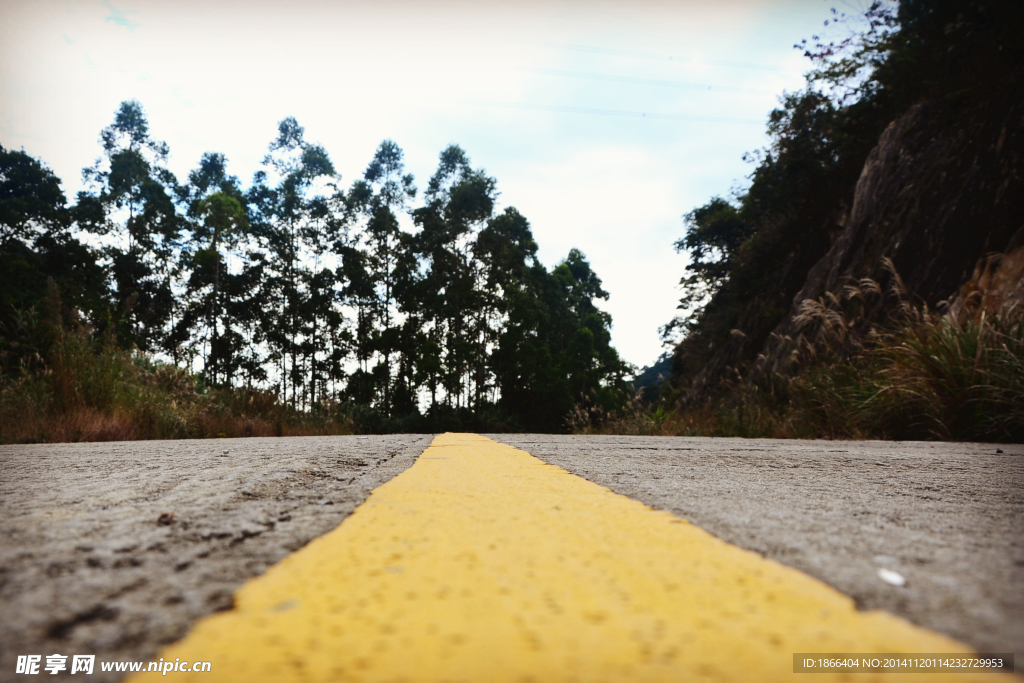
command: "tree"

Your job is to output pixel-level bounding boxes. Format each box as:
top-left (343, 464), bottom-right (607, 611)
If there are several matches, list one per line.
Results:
top-left (487, 235), bottom-right (629, 432)
top-left (0, 145), bottom-right (68, 245)
top-left (6, 113), bottom-right (637, 434)
top-left (664, 0), bottom-right (1024, 397)
top-left (192, 192), bottom-right (247, 384)
top-left (550, 249), bottom-right (630, 414)
top-left (81, 100), bottom-right (183, 352)
top-left (249, 117), bottom-right (338, 407)
top-left (661, 197), bottom-right (751, 345)
top-left (412, 145), bottom-right (497, 413)
top-left (0, 146), bottom-right (107, 373)
top-left (344, 140), bottom-right (416, 416)
top-left (474, 207), bottom-right (540, 410)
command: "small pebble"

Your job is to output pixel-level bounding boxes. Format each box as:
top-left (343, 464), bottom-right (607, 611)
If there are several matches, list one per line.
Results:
top-left (878, 568), bottom-right (906, 586)
top-left (317, 500), bottom-right (333, 506)
top-left (996, 449), bottom-right (1004, 453)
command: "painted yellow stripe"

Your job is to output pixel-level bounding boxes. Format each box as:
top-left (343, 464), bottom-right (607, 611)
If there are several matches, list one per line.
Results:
top-left (129, 434), bottom-right (1015, 682)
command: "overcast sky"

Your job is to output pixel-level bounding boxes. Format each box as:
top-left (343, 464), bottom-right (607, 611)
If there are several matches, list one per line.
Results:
top-left (1, 0), bottom-right (840, 369)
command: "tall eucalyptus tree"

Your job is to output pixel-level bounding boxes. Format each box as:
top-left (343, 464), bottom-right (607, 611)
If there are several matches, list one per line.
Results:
top-left (173, 153), bottom-right (253, 383)
top-left (344, 140), bottom-right (415, 415)
top-left (81, 100), bottom-right (184, 351)
top-left (249, 117), bottom-right (337, 407)
top-left (412, 145), bottom-right (496, 412)
top-left (0, 145), bottom-right (106, 374)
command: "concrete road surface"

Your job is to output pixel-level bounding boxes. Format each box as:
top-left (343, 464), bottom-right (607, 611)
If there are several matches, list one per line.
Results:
top-left (0, 434), bottom-right (1020, 681)
top-left (0, 436), bottom-right (429, 682)
top-left (494, 435), bottom-right (1024, 655)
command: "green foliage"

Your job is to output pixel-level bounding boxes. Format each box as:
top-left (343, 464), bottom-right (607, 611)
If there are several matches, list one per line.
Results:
top-left (0, 145), bottom-right (68, 244)
top-left (81, 100), bottom-right (184, 353)
top-left (0, 329), bottom-right (356, 444)
top-left (661, 198), bottom-right (751, 344)
top-left (0, 146), bottom-right (107, 375)
top-left (786, 304), bottom-right (1024, 442)
top-left (610, 279), bottom-right (1024, 442)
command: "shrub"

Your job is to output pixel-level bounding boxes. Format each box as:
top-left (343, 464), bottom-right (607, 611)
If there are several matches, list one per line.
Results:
top-left (589, 278), bottom-right (1024, 442)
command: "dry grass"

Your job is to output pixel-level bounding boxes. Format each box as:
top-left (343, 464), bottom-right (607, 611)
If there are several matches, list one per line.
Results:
top-left (0, 324), bottom-right (356, 444)
top-left (589, 273), bottom-right (1024, 442)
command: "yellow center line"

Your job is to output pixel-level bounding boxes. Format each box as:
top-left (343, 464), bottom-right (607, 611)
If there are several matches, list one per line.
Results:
top-left (129, 433), bottom-right (1015, 682)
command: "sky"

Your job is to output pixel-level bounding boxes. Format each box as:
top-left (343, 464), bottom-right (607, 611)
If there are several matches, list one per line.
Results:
top-left (0, 0), bottom-right (842, 370)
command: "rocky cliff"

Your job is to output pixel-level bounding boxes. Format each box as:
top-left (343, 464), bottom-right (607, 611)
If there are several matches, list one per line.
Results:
top-left (680, 72), bottom-right (1024, 401)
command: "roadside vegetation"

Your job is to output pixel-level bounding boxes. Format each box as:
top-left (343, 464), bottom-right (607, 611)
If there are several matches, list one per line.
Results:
top-left (580, 280), bottom-right (1024, 442)
top-left (0, 280), bottom-right (356, 442)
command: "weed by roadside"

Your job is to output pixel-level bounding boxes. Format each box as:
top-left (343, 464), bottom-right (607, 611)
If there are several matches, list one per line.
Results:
top-left (588, 273), bottom-right (1024, 442)
top-left (0, 307), bottom-right (356, 443)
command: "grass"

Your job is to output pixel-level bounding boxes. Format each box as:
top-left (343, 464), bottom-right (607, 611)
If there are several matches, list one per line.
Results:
top-left (0, 300), bottom-right (518, 444)
top-left (786, 304), bottom-right (1024, 441)
top-left (0, 319), bottom-right (356, 444)
top-left (587, 276), bottom-right (1024, 443)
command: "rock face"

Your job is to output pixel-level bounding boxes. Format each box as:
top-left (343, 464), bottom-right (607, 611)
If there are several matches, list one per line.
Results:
top-left (948, 243), bottom-right (1024, 323)
top-left (685, 80), bottom-right (1024, 399)
top-left (799, 96), bottom-right (1022, 308)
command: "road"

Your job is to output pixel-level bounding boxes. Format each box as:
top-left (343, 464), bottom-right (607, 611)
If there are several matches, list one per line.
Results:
top-left (1, 434), bottom-right (1020, 681)
top-left (493, 435), bottom-right (1024, 655)
top-left (0, 436), bottom-right (429, 682)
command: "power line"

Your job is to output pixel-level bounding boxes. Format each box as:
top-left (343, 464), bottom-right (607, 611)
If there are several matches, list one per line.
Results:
top-left (466, 100), bottom-right (764, 124)
top-left (526, 67), bottom-right (773, 95)
top-left (540, 43), bottom-right (782, 72)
